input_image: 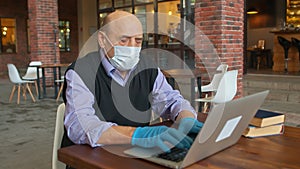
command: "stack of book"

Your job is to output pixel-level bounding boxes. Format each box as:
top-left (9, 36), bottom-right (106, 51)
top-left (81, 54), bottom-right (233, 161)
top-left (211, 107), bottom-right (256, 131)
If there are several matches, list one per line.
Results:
top-left (243, 109), bottom-right (285, 138)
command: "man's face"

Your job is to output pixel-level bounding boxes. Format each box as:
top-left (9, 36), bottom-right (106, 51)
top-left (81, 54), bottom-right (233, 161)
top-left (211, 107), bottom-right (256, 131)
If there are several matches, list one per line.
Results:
top-left (100, 14), bottom-right (143, 58)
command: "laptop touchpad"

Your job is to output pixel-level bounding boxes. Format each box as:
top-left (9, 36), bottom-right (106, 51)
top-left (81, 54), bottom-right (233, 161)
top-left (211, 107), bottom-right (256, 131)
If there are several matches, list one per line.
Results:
top-left (124, 147), bottom-right (164, 158)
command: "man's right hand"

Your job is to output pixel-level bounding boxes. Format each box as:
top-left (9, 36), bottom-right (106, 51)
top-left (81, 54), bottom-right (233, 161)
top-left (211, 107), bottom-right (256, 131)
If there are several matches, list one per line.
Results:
top-left (131, 126), bottom-right (193, 152)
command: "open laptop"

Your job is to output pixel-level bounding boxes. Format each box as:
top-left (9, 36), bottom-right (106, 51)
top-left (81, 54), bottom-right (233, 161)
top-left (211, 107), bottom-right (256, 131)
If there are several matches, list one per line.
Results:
top-left (124, 90), bottom-right (269, 169)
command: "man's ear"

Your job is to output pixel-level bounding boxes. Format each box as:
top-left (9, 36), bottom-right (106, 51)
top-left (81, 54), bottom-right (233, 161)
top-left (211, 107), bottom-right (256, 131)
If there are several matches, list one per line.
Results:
top-left (98, 31), bottom-right (106, 48)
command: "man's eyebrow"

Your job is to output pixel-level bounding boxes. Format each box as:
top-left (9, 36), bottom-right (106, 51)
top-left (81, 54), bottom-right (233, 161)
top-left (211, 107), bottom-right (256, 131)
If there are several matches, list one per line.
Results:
top-left (121, 35), bottom-right (143, 39)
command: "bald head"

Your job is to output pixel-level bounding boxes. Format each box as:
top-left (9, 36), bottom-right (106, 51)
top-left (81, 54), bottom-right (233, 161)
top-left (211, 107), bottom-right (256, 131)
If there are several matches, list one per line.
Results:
top-left (102, 11), bottom-right (135, 26)
top-left (98, 11), bottom-right (144, 58)
top-left (100, 11), bottom-right (143, 43)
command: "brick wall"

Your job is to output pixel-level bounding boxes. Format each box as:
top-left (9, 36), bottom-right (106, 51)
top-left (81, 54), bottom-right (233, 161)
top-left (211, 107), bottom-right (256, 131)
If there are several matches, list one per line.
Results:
top-left (28, 0), bottom-right (59, 64)
top-left (194, 0), bottom-right (244, 97)
top-left (0, 0), bottom-right (29, 77)
top-left (0, 0), bottom-right (78, 78)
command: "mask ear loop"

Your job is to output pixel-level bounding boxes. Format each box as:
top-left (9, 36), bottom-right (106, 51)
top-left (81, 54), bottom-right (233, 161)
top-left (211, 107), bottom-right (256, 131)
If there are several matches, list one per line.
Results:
top-left (99, 31), bottom-right (114, 47)
top-left (98, 31), bottom-right (115, 57)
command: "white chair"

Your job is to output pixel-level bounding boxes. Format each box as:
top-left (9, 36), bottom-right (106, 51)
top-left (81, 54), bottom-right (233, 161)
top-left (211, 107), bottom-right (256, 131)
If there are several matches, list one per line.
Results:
top-left (201, 73), bottom-right (223, 93)
top-left (201, 64), bottom-right (229, 93)
top-left (7, 64), bottom-right (36, 104)
top-left (216, 63), bottom-right (228, 73)
top-left (22, 61), bottom-right (42, 96)
top-left (195, 70), bottom-right (238, 112)
top-left (52, 103), bottom-right (66, 169)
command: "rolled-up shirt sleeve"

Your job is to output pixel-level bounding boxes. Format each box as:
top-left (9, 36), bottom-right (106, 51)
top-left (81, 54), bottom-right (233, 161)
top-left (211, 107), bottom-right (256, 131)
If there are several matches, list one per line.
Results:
top-left (64, 70), bottom-right (117, 147)
top-left (151, 68), bottom-right (197, 121)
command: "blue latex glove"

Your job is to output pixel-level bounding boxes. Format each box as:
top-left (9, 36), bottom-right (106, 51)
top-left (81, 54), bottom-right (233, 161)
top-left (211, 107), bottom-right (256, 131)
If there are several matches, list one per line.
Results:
top-left (131, 126), bottom-right (193, 152)
top-left (178, 117), bottom-right (204, 134)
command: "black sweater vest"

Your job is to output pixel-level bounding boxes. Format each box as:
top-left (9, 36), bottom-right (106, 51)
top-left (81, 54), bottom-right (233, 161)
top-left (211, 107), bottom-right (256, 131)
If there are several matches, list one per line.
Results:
top-left (61, 51), bottom-right (158, 147)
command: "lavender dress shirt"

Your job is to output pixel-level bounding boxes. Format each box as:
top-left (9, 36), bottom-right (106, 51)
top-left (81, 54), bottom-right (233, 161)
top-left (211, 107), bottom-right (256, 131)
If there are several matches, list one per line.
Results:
top-left (64, 50), bottom-right (197, 147)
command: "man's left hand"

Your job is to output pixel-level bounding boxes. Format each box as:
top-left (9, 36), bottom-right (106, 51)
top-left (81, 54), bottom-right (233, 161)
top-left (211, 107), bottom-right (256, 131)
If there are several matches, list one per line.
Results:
top-left (178, 117), bottom-right (204, 134)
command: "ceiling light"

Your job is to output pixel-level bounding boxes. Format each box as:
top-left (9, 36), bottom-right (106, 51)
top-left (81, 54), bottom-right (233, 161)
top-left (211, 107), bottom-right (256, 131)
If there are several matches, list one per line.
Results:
top-left (247, 8), bottom-right (258, 15)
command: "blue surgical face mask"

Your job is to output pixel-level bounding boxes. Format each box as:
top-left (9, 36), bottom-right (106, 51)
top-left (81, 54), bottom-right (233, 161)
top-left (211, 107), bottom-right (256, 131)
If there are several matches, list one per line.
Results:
top-left (100, 31), bottom-right (141, 71)
top-left (109, 45), bottom-right (141, 71)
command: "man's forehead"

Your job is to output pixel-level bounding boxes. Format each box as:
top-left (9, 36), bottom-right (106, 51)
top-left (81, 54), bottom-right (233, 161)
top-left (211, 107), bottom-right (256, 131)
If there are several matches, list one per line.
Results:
top-left (104, 15), bottom-right (142, 32)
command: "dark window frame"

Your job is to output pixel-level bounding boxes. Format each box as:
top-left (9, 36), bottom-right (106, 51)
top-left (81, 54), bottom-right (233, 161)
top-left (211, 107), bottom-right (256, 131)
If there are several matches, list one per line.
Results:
top-left (0, 17), bottom-right (17, 54)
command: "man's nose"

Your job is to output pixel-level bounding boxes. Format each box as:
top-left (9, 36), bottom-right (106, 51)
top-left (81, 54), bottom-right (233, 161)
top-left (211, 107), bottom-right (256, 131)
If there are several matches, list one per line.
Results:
top-left (127, 38), bottom-right (137, 47)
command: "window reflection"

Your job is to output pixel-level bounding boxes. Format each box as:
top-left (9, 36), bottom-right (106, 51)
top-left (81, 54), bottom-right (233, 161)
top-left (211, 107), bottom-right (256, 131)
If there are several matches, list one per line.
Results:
top-left (99, 0), bottom-right (112, 10)
top-left (0, 18), bottom-right (16, 53)
top-left (97, 0), bottom-right (195, 69)
top-left (115, 0), bottom-right (132, 8)
top-left (99, 13), bottom-right (108, 27)
top-left (135, 0), bottom-right (153, 5)
top-left (58, 21), bottom-right (71, 52)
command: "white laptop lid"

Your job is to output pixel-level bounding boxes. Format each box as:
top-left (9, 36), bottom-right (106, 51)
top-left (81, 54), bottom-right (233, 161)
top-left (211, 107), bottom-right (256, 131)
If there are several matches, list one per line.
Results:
top-left (181, 90), bottom-right (269, 168)
top-left (124, 90), bottom-right (269, 169)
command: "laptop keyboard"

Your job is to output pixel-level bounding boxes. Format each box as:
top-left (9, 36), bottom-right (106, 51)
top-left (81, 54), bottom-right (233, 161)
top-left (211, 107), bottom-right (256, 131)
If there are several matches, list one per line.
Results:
top-left (156, 147), bottom-right (189, 162)
top-left (155, 133), bottom-right (197, 162)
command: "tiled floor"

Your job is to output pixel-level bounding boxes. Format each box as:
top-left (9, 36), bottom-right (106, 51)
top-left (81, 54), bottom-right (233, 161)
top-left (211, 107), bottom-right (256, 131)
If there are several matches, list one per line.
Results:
top-left (247, 68), bottom-right (300, 76)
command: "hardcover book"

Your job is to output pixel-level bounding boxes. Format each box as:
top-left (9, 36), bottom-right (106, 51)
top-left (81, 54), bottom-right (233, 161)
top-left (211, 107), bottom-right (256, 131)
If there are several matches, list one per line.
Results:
top-left (243, 123), bottom-right (284, 138)
top-left (250, 109), bottom-right (285, 127)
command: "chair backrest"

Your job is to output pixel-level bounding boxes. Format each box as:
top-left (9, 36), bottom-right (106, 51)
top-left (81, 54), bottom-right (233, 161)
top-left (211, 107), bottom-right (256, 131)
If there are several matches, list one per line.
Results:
top-left (23, 61), bottom-right (43, 79)
top-left (212, 70), bottom-right (238, 103)
top-left (257, 39), bottom-right (266, 49)
top-left (29, 61), bottom-right (42, 66)
top-left (201, 64), bottom-right (228, 92)
top-left (216, 64), bottom-right (228, 73)
top-left (277, 36), bottom-right (292, 49)
top-left (292, 37), bottom-right (300, 48)
top-left (23, 67), bottom-right (43, 79)
top-left (7, 64), bottom-right (23, 84)
top-left (52, 103), bottom-right (66, 169)
top-left (201, 73), bottom-right (223, 92)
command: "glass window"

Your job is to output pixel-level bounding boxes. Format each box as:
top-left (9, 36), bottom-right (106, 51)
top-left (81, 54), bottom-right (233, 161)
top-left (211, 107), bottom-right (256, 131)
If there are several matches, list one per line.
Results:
top-left (115, 0), bottom-right (132, 8)
top-left (99, 13), bottom-right (109, 27)
top-left (135, 4), bottom-right (153, 45)
top-left (58, 21), bottom-right (71, 52)
top-left (97, 0), bottom-right (195, 69)
top-left (135, 0), bottom-right (153, 5)
top-left (0, 18), bottom-right (16, 53)
top-left (120, 7), bottom-right (132, 13)
top-left (99, 0), bottom-right (112, 10)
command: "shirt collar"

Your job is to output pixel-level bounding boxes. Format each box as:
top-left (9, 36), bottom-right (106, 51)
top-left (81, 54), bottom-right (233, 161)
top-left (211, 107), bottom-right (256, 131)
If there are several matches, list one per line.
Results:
top-left (99, 49), bottom-right (115, 77)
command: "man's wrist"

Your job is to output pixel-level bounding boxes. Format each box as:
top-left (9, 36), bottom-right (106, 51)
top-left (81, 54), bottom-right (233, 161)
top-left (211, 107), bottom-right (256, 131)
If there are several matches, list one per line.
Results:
top-left (176, 110), bottom-right (196, 123)
top-left (129, 126), bottom-right (137, 138)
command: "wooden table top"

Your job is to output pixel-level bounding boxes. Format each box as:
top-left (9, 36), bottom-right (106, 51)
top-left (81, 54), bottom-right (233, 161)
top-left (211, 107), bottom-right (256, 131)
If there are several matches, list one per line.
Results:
top-left (162, 69), bottom-right (201, 78)
top-left (40, 63), bottom-right (70, 68)
top-left (58, 113), bottom-right (300, 169)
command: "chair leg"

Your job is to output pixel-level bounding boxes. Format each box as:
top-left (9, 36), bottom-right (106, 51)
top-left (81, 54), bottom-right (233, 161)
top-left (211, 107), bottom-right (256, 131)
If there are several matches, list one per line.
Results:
top-left (22, 85), bottom-right (27, 100)
top-left (257, 56), bottom-right (261, 70)
top-left (203, 94), bottom-right (209, 113)
top-left (34, 80), bottom-right (39, 96)
top-left (26, 84), bottom-right (36, 102)
top-left (17, 85), bottom-right (21, 104)
top-left (56, 83), bottom-right (64, 101)
top-left (9, 85), bottom-right (16, 103)
top-left (284, 58), bottom-right (289, 72)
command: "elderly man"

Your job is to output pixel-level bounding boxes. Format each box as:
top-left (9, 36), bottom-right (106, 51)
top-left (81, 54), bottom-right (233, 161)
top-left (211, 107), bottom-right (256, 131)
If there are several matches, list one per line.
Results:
top-left (62, 10), bottom-right (203, 157)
